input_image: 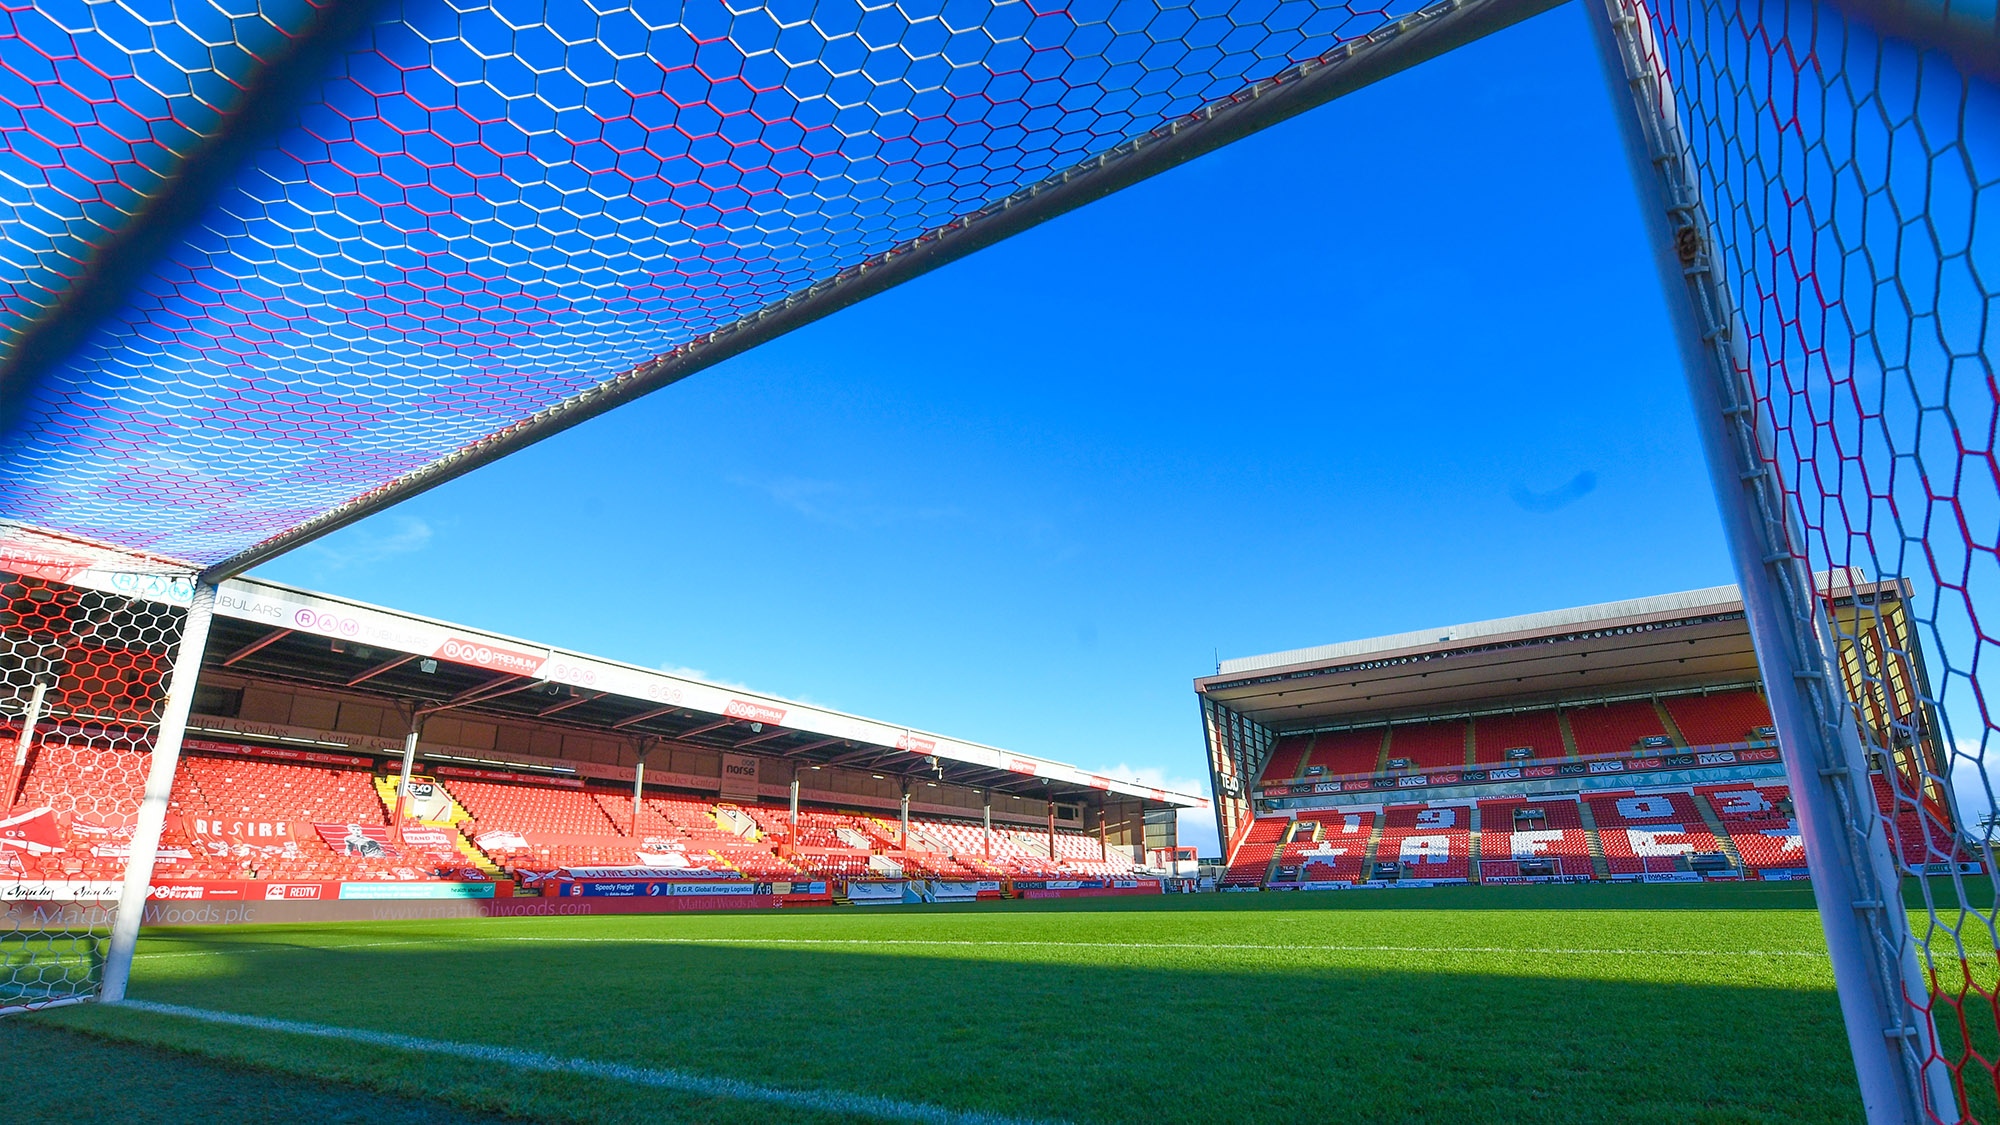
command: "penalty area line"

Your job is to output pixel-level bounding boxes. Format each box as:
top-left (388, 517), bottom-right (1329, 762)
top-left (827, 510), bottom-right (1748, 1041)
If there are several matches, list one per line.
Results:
top-left (112, 999), bottom-right (1059, 1125)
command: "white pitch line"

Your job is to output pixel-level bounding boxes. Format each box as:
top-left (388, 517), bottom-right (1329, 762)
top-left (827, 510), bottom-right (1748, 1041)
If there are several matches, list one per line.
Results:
top-left (113, 999), bottom-right (1058, 1125)
top-left (134, 936), bottom-right (1836, 959)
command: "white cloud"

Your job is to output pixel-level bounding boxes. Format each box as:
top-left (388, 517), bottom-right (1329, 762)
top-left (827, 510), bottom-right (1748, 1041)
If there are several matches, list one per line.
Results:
top-left (294, 515), bottom-right (433, 572)
top-left (656, 664), bottom-right (755, 693)
top-left (729, 475), bottom-right (962, 530)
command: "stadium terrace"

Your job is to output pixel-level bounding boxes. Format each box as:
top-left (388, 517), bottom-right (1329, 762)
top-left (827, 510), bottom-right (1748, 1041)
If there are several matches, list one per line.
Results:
top-left (1197, 578), bottom-right (1973, 891)
top-left (0, 524), bottom-right (1203, 922)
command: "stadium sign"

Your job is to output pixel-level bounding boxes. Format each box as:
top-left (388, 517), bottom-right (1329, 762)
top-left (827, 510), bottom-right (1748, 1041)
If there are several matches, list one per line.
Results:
top-left (845, 881), bottom-right (907, 904)
top-left (720, 753), bottom-right (760, 802)
top-left (185, 732), bottom-right (382, 764)
top-left (182, 816), bottom-right (297, 845)
top-left (724, 700), bottom-right (788, 725)
top-left (552, 877), bottom-right (827, 898)
top-left (0, 880), bottom-right (122, 902)
top-left (1260, 743), bottom-right (1788, 801)
top-left (433, 764), bottom-right (586, 788)
top-left (337, 882), bottom-right (496, 900)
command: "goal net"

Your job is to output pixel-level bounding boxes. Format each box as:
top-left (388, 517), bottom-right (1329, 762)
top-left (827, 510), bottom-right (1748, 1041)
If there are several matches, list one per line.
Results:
top-left (1592, 0), bottom-right (1998, 1117)
top-left (0, 564), bottom-right (196, 1013)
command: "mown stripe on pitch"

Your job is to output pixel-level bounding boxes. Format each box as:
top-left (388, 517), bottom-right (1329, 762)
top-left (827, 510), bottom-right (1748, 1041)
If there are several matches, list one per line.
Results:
top-left (137, 937), bottom-right (1836, 959)
top-left (113, 999), bottom-right (1059, 1125)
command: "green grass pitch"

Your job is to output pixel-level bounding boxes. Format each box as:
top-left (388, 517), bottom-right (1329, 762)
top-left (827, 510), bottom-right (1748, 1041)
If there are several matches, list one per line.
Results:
top-left (1, 883), bottom-right (1954, 1123)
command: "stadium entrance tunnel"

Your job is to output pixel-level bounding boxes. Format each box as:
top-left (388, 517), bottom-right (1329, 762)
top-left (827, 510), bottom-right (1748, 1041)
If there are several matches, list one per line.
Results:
top-left (18, 890), bottom-right (1892, 1124)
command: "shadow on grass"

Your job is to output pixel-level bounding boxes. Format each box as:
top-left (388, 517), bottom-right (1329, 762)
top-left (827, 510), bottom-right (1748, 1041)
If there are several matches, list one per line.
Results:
top-left (35, 931), bottom-right (1871, 1125)
top-left (834, 877), bottom-right (1989, 916)
top-left (0, 1018), bottom-right (529, 1124)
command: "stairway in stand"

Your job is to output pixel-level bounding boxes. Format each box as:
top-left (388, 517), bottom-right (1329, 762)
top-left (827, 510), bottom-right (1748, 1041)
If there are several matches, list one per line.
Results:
top-left (1360, 812), bottom-right (1387, 877)
top-left (1576, 799), bottom-right (1612, 881)
top-left (1692, 792), bottom-right (1745, 871)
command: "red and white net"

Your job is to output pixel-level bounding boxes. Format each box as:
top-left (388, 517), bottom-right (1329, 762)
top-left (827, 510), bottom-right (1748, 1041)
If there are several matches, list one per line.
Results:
top-left (1613, 0), bottom-right (1999, 1116)
top-left (1, 569), bottom-right (188, 1011)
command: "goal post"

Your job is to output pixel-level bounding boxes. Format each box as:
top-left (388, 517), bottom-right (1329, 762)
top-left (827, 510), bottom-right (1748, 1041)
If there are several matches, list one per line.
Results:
top-left (100, 582), bottom-right (215, 1003)
top-left (0, 566), bottom-right (207, 1014)
top-left (1586, 0), bottom-right (1989, 1118)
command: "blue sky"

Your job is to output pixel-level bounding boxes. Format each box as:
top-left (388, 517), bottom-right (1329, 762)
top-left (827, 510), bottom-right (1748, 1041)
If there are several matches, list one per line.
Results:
top-left (255, 3), bottom-right (1736, 856)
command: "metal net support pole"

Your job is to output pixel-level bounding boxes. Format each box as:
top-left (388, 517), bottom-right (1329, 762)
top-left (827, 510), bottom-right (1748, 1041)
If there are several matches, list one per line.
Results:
top-left (101, 581), bottom-right (216, 1005)
top-left (1585, 0), bottom-right (1953, 1118)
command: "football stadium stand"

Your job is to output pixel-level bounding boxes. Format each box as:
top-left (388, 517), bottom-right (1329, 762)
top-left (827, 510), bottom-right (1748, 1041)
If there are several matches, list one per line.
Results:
top-left (1199, 582), bottom-right (1973, 888)
top-left (1564, 700), bottom-right (1674, 757)
top-left (1697, 783), bottom-right (1803, 873)
top-left (1664, 690), bottom-right (1774, 748)
top-left (1303, 728), bottom-right (1383, 777)
top-left (1470, 710), bottom-right (1567, 764)
top-left (1373, 803), bottom-right (1472, 882)
top-left (0, 570), bottom-right (1200, 910)
top-left (1386, 719), bottom-right (1469, 769)
top-left (1475, 796), bottom-right (1594, 881)
top-left (1260, 735), bottom-right (1312, 782)
top-left (1584, 790), bottom-right (1725, 876)
top-left (0, 732), bottom-right (1163, 897)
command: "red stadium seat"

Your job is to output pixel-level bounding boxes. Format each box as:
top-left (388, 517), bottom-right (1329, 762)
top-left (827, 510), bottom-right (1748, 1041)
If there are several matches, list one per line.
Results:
top-left (1664, 691), bottom-right (1773, 749)
top-left (1385, 721), bottom-right (1469, 769)
top-left (1470, 710), bottom-right (1565, 764)
top-left (1475, 796), bottom-right (1593, 881)
top-left (1584, 790), bottom-right (1725, 876)
top-left (1224, 818), bottom-right (1288, 887)
top-left (1372, 803), bottom-right (1472, 881)
top-left (1303, 729), bottom-right (1385, 777)
top-left (1565, 701), bottom-right (1673, 757)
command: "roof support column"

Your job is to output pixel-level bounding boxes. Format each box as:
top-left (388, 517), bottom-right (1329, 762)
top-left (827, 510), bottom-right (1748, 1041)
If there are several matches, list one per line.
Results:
top-left (1047, 800), bottom-right (1056, 860)
top-left (789, 764), bottom-right (800, 835)
top-left (899, 785), bottom-right (910, 850)
top-left (5, 682), bottom-right (46, 814)
top-left (982, 796), bottom-right (991, 857)
top-left (390, 716), bottom-right (422, 843)
top-left (630, 743), bottom-right (649, 838)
